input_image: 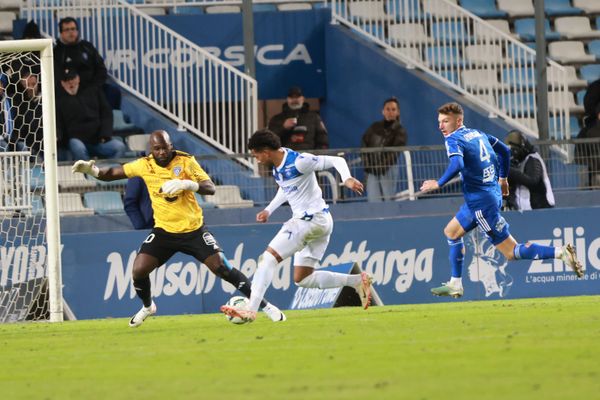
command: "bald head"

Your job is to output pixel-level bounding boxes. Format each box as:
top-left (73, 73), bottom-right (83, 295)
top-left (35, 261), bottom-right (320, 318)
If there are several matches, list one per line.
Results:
top-left (149, 130), bottom-right (174, 167)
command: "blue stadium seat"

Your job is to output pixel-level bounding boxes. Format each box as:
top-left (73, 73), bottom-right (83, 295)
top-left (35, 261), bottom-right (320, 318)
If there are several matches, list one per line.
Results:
top-left (431, 21), bottom-right (471, 43)
top-left (194, 193), bottom-right (217, 209)
top-left (499, 93), bottom-right (536, 115)
top-left (577, 89), bottom-right (586, 106)
top-left (514, 18), bottom-right (561, 41)
top-left (253, 4), bottom-right (277, 12)
top-left (502, 67), bottom-right (536, 88)
top-left (388, 0), bottom-right (421, 21)
top-left (544, 0), bottom-right (583, 16)
top-left (83, 191), bottom-right (124, 215)
top-left (425, 46), bottom-right (463, 68)
top-left (170, 6), bottom-right (204, 15)
top-left (460, 0), bottom-right (507, 18)
top-left (549, 116), bottom-right (581, 138)
top-left (580, 64), bottom-right (600, 84)
top-left (30, 165), bottom-right (44, 191)
top-left (312, 2), bottom-right (331, 9)
top-left (588, 39), bottom-right (600, 59)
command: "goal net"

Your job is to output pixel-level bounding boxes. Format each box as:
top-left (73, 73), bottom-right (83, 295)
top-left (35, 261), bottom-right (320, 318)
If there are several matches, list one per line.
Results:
top-left (0, 39), bottom-right (63, 322)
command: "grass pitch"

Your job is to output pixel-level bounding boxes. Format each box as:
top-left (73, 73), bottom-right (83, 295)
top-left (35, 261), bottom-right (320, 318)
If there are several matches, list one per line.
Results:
top-left (2, 296), bottom-right (599, 400)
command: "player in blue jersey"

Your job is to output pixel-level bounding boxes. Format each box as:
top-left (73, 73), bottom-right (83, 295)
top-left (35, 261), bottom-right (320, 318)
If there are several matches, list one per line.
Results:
top-left (421, 102), bottom-right (583, 298)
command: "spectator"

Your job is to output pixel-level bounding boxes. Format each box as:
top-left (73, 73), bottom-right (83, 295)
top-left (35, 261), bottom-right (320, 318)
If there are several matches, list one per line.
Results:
top-left (54, 17), bottom-right (107, 90)
top-left (360, 97), bottom-right (407, 202)
top-left (0, 72), bottom-right (15, 152)
top-left (56, 68), bottom-right (126, 161)
top-left (8, 65), bottom-right (43, 159)
top-left (584, 79), bottom-right (600, 126)
top-left (505, 130), bottom-right (554, 210)
top-left (21, 20), bottom-right (42, 40)
top-left (267, 86), bottom-right (328, 151)
top-left (124, 177), bottom-right (154, 230)
top-left (575, 104), bottom-right (600, 187)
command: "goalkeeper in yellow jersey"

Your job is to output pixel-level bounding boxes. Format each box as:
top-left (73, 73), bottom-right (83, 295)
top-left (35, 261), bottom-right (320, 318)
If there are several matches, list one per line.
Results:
top-left (72, 130), bottom-right (286, 327)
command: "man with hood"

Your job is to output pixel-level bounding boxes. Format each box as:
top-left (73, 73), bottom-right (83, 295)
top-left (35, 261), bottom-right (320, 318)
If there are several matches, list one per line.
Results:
top-left (268, 86), bottom-right (329, 151)
top-left (53, 17), bottom-right (107, 90)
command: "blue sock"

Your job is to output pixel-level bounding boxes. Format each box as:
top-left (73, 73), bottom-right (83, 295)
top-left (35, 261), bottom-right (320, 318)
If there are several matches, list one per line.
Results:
top-left (513, 243), bottom-right (556, 260)
top-left (448, 238), bottom-right (464, 278)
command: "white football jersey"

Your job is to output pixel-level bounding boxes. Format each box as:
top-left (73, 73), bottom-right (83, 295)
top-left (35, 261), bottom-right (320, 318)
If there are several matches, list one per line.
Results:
top-left (271, 149), bottom-right (329, 218)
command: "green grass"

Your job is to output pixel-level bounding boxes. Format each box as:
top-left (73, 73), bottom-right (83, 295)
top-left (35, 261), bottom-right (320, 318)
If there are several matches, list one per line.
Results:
top-left (2, 296), bottom-right (599, 400)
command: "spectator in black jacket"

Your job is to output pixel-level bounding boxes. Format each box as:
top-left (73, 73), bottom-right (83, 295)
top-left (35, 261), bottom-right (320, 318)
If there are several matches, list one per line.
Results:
top-left (57, 68), bottom-right (125, 160)
top-left (361, 97), bottom-right (407, 202)
top-left (124, 177), bottom-right (154, 230)
top-left (54, 17), bottom-right (107, 90)
top-left (268, 86), bottom-right (328, 151)
top-left (505, 130), bottom-right (554, 211)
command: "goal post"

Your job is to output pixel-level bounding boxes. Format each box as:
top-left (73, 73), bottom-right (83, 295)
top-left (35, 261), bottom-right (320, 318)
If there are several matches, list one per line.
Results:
top-left (0, 39), bottom-right (63, 322)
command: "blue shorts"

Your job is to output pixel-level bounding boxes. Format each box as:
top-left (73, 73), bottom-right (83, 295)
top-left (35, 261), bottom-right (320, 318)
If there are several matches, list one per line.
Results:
top-left (455, 202), bottom-right (510, 245)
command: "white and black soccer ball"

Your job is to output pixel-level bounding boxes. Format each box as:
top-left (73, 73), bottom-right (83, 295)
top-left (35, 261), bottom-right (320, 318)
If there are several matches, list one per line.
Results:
top-left (225, 296), bottom-right (250, 325)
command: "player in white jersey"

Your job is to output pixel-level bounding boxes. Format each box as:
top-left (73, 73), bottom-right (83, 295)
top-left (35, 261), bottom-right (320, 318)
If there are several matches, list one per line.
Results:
top-left (221, 129), bottom-right (373, 322)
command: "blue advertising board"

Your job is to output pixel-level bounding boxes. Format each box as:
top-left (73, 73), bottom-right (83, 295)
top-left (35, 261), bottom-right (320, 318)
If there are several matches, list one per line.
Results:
top-left (38, 207), bottom-right (600, 319)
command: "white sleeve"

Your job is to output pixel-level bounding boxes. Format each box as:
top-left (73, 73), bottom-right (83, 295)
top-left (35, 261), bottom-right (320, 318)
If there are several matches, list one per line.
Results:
top-left (295, 153), bottom-right (352, 183)
top-left (264, 187), bottom-right (287, 215)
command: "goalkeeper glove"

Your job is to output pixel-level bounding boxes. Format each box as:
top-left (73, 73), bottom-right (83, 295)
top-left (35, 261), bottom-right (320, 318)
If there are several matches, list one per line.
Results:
top-left (161, 179), bottom-right (199, 195)
top-left (72, 160), bottom-right (99, 177)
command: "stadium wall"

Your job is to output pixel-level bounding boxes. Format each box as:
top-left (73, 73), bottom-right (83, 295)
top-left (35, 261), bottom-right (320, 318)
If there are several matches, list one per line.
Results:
top-left (9, 205), bottom-right (595, 320)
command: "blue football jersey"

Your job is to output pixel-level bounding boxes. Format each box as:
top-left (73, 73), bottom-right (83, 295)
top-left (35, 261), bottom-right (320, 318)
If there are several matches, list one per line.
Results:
top-left (444, 126), bottom-right (501, 204)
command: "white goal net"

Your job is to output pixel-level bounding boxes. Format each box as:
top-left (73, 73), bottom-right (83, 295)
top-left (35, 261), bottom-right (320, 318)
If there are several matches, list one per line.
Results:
top-left (0, 39), bottom-right (62, 322)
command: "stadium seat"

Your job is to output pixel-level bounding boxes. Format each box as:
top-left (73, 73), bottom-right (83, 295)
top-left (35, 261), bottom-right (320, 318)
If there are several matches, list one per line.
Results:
top-left (464, 44), bottom-right (507, 65)
top-left (580, 64), bottom-right (600, 84)
top-left (577, 89), bottom-right (586, 106)
top-left (473, 19), bottom-right (519, 40)
top-left (58, 193), bottom-right (94, 216)
top-left (388, 0), bottom-right (421, 21)
top-left (277, 3), bottom-right (312, 11)
top-left (462, 69), bottom-right (507, 92)
top-left (84, 191), bottom-right (125, 215)
top-left (544, 0), bottom-right (583, 16)
top-left (497, 0), bottom-right (534, 17)
top-left (515, 117), bottom-right (537, 131)
top-left (0, 12), bottom-right (16, 34)
top-left (573, 0), bottom-right (600, 13)
top-left (554, 17), bottom-right (600, 40)
top-left (204, 185), bottom-right (253, 209)
top-left (423, 0), bottom-right (458, 18)
top-left (425, 46), bottom-right (463, 68)
top-left (170, 6), bottom-right (204, 15)
top-left (0, 0), bottom-right (22, 8)
top-left (547, 65), bottom-right (587, 88)
top-left (205, 5), bottom-right (241, 14)
top-left (549, 116), bottom-right (581, 138)
top-left (388, 23), bottom-right (432, 46)
top-left (431, 21), bottom-right (470, 43)
top-left (514, 18), bottom-right (561, 42)
top-left (253, 4), bottom-right (277, 12)
top-left (460, 0), bottom-right (507, 18)
top-left (56, 9), bottom-right (92, 19)
top-left (548, 91), bottom-right (584, 113)
top-left (502, 67), bottom-right (536, 89)
top-left (588, 40), bottom-right (600, 59)
top-left (548, 41), bottom-right (596, 63)
top-left (499, 93), bottom-right (536, 116)
top-left (126, 134), bottom-right (150, 154)
top-left (348, 1), bottom-right (390, 21)
top-left (57, 165), bottom-right (97, 191)
top-left (113, 110), bottom-right (143, 136)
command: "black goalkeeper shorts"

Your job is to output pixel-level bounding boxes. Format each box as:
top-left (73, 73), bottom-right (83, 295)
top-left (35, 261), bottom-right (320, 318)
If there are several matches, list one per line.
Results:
top-left (139, 225), bottom-right (222, 265)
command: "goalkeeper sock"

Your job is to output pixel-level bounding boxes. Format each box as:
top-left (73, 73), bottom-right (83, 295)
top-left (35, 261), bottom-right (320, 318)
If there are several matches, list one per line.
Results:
top-left (248, 252), bottom-right (278, 312)
top-left (133, 276), bottom-right (152, 307)
top-left (215, 264), bottom-right (267, 309)
top-left (297, 271), bottom-right (360, 289)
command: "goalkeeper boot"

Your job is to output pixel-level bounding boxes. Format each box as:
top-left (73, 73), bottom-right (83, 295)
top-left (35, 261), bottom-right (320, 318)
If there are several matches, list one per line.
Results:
top-left (561, 244), bottom-right (584, 278)
top-left (355, 272), bottom-right (373, 310)
top-left (129, 301), bottom-right (157, 328)
top-left (220, 305), bottom-right (256, 323)
top-left (262, 303), bottom-right (287, 322)
top-left (431, 282), bottom-right (464, 298)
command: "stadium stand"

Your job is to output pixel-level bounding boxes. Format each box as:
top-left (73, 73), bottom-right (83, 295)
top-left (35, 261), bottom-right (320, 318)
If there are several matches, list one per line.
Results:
top-left (204, 185), bottom-right (253, 209)
top-left (83, 191), bottom-right (125, 214)
top-left (554, 17), bottom-right (600, 40)
top-left (544, 0), bottom-right (583, 16)
top-left (548, 41), bottom-right (596, 63)
top-left (58, 193), bottom-right (94, 216)
top-left (277, 3), bottom-right (313, 11)
top-left (514, 18), bottom-right (561, 41)
top-left (573, 0), bottom-right (600, 13)
top-left (497, 0), bottom-right (535, 18)
top-left (459, 0), bottom-right (507, 19)
top-left (580, 64), bottom-right (600, 84)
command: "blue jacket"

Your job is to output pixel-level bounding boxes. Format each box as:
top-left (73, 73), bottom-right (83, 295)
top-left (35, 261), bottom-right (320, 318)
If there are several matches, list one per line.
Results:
top-left (124, 177), bottom-right (154, 230)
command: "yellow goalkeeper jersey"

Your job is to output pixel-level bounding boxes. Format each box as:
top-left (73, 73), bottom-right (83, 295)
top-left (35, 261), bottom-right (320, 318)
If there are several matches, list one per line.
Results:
top-left (123, 151), bottom-right (211, 233)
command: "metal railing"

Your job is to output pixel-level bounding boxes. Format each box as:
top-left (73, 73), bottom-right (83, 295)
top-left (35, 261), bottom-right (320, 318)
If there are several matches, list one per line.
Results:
top-left (31, 139), bottom-right (600, 215)
top-left (23, 0), bottom-right (258, 158)
top-left (0, 152), bottom-right (31, 212)
top-left (331, 0), bottom-right (573, 142)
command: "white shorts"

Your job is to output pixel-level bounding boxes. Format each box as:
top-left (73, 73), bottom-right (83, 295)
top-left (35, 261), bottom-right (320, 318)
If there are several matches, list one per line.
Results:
top-left (268, 210), bottom-right (333, 268)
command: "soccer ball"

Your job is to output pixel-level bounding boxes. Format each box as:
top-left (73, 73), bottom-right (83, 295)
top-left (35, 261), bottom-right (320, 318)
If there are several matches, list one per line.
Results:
top-left (224, 296), bottom-right (250, 325)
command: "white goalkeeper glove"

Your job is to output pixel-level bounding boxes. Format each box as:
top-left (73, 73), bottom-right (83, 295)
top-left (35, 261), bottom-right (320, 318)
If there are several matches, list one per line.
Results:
top-left (72, 160), bottom-right (99, 177)
top-left (161, 179), bottom-right (199, 195)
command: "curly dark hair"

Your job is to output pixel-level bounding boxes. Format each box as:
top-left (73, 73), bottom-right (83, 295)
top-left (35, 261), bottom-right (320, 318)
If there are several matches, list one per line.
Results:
top-left (248, 129), bottom-right (281, 151)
